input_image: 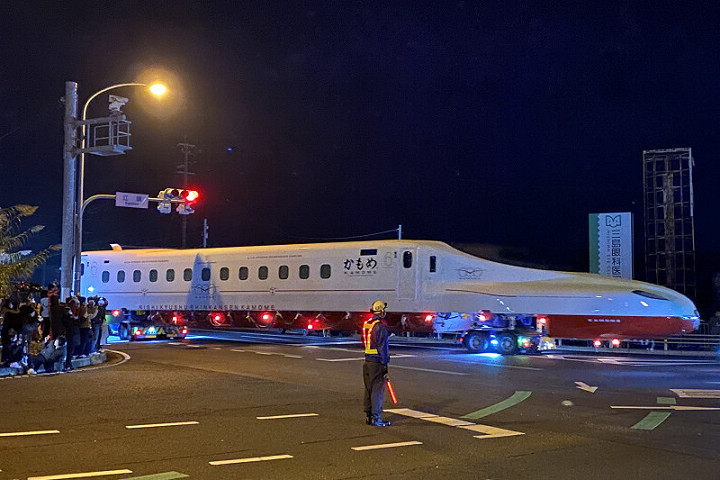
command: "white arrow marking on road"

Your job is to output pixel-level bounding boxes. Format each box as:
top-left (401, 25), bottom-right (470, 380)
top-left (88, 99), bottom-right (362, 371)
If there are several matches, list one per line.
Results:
top-left (575, 381), bottom-right (598, 393)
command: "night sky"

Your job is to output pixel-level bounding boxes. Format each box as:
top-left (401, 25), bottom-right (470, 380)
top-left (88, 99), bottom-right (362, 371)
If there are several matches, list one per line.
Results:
top-left (2, 1), bottom-right (720, 311)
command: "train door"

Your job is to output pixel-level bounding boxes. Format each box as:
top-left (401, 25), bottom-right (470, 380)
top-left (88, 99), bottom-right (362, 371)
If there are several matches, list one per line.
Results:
top-left (397, 248), bottom-right (417, 300)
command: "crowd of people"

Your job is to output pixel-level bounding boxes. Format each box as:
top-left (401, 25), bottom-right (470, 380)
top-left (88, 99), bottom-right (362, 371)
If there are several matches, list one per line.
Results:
top-left (0, 282), bottom-right (110, 374)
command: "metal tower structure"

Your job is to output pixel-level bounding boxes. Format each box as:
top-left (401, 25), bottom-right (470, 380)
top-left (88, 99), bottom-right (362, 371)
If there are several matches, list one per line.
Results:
top-left (642, 147), bottom-right (696, 298)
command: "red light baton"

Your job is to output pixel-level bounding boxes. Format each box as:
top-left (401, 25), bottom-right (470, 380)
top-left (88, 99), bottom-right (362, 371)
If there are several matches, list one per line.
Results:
top-left (386, 378), bottom-right (398, 404)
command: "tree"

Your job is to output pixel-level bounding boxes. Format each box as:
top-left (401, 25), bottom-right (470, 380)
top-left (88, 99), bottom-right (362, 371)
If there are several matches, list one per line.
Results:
top-left (0, 205), bottom-right (60, 297)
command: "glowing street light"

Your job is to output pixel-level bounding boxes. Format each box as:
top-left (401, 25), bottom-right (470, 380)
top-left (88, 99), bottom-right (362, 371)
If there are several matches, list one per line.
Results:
top-left (61, 81), bottom-right (168, 297)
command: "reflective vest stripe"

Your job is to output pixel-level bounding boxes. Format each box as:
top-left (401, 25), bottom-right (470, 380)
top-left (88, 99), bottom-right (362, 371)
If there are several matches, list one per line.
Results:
top-left (362, 319), bottom-right (379, 355)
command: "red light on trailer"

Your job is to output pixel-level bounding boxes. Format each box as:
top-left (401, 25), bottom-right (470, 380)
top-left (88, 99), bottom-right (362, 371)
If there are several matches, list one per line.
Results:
top-left (135, 329), bottom-right (143, 336)
top-left (537, 316), bottom-right (547, 324)
top-left (307, 324), bottom-right (314, 330)
top-left (611, 338), bottom-right (620, 346)
top-left (112, 309), bottom-right (121, 317)
top-left (171, 315), bottom-right (179, 324)
top-left (424, 314), bottom-right (434, 323)
top-left (262, 313), bottom-right (272, 322)
top-left (181, 327), bottom-right (188, 335)
top-left (593, 339), bottom-right (602, 347)
top-left (214, 314), bottom-right (222, 322)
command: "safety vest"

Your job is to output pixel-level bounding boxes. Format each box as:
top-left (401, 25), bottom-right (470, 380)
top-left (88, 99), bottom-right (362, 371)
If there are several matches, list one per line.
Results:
top-left (362, 318), bottom-right (379, 355)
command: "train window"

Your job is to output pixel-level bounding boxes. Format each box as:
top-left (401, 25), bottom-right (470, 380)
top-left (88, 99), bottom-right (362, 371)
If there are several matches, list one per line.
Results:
top-left (220, 267), bottom-right (229, 281)
top-left (403, 251), bottom-right (413, 268)
top-left (429, 255), bottom-right (436, 272)
top-left (166, 269), bottom-right (175, 282)
top-left (632, 290), bottom-right (669, 301)
top-left (279, 265), bottom-right (289, 280)
top-left (117, 270), bottom-right (125, 283)
top-left (80, 263), bottom-right (85, 276)
top-left (102, 271), bottom-right (110, 283)
top-left (133, 270), bottom-right (141, 282)
top-left (202, 267), bottom-right (211, 281)
top-left (299, 264), bottom-right (310, 279)
top-left (320, 264), bottom-right (331, 279)
top-left (258, 266), bottom-right (268, 280)
top-left (149, 269), bottom-right (158, 282)
top-left (360, 249), bottom-right (377, 256)
top-left (183, 268), bottom-right (192, 281)
top-left (239, 266), bottom-right (249, 280)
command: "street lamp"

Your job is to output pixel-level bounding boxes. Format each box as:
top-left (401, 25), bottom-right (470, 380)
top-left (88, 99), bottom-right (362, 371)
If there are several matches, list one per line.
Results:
top-left (63, 81), bottom-right (166, 297)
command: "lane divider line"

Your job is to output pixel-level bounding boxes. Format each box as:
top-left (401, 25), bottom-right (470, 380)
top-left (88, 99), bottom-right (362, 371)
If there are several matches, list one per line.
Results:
top-left (352, 441), bottom-right (423, 451)
top-left (631, 412), bottom-right (672, 430)
top-left (209, 454), bottom-right (293, 466)
top-left (257, 413), bottom-right (319, 420)
top-left (460, 391), bottom-right (532, 419)
top-left (28, 469), bottom-right (133, 480)
top-left (317, 357), bottom-right (363, 362)
top-left (392, 365), bottom-right (468, 376)
top-left (121, 472), bottom-right (189, 480)
top-left (386, 408), bottom-right (524, 439)
top-left (0, 429), bottom-right (60, 437)
top-left (610, 405), bottom-right (720, 411)
top-left (125, 421), bottom-right (199, 429)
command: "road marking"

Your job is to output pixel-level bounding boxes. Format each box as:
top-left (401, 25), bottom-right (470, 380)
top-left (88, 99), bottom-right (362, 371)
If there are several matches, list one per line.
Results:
top-left (461, 391), bottom-right (532, 420)
top-left (351, 441), bottom-right (423, 451)
top-left (0, 429), bottom-right (60, 437)
top-left (125, 421), bottom-right (199, 429)
top-left (386, 408), bottom-right (524, 439)
top-left (657, 397), bottom-right (676, 405)
top-left (256, 413), bottom-right (319, 420)
top-left (28, 469), bottom-right (133, 480)
top-left (670, 389), bottom-right (720, 398)
top-left (575, 381), bottom-right (598, 393)
top-left (631, 412), bottom-right (672, 430)
top-left (209, 454), bottom-right (293, 466)
top-left (185, 345), bottom-right (203, 348)
top-left (121, 472), bottom-right (189, 480)
top-left (317, 357), bottom-right (363, 362)
top-left (391, 365), bottom-right (468, 376)
top-left (231, 349), bottom-right (302, 359)
top-left (611, 405), bottom-right (720, 411)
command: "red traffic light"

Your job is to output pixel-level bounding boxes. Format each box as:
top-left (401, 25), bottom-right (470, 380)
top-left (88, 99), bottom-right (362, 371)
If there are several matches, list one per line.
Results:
top-left (183, 190), bottom-right (199, 202)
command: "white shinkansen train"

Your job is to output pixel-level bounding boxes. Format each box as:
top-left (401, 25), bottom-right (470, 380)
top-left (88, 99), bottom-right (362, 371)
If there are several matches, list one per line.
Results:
top-left (78, 240), bottom-right (700, 346)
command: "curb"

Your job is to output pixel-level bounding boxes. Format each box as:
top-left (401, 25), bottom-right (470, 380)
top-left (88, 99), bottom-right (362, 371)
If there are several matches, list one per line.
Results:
top-left (0, 351), bottom-right (108, 377)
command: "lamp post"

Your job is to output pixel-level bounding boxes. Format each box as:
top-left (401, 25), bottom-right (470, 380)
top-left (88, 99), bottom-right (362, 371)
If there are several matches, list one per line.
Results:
top-left (65, 82), bottom-right (166, 296)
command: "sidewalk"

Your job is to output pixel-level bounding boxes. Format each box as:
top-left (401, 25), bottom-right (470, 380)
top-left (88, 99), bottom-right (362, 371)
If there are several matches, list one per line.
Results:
top-left (0, 351), bottom-right (108, 377)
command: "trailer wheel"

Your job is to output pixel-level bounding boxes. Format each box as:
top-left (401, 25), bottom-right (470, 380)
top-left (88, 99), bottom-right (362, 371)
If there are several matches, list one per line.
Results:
top-left (463, 331), bottom-right (489, 353)
top-left (495, 333), bottom-right (519, 355)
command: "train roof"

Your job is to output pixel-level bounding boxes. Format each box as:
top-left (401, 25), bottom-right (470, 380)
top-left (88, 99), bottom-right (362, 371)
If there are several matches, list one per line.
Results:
top-left (82, 240), bottom-right (461, 257)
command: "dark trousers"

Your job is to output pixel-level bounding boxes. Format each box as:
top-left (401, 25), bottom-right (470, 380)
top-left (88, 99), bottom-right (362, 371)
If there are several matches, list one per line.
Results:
top-left (363, 360), bottom-right (387, 416)
top-left (92, 323), bottom-right (101, 352)
top-left (80, 328), bottom-right (91, 356)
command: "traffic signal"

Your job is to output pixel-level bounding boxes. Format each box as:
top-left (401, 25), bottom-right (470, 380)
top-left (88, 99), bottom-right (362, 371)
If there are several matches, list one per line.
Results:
top-left (176, 189), bottom-right (198, 215)
top-left (156, 188), bottom-right (199, 214)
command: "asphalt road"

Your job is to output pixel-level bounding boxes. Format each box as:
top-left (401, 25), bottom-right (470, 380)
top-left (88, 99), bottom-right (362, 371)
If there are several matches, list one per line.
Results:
top-left (1, 331), bottom-right (720, 480)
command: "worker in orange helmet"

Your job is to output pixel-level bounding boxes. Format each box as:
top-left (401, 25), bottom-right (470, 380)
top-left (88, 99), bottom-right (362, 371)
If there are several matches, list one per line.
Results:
top-left (362, 300), bottom-right (391, 426)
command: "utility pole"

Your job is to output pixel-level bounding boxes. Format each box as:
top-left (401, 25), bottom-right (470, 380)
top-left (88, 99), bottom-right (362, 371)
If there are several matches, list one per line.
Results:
top-left (60, 81), bottom-right (78, 299)
top-left (177, 141), bottom-right (196, 248)
top-left (203, 218), bottom-right (208, 248)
